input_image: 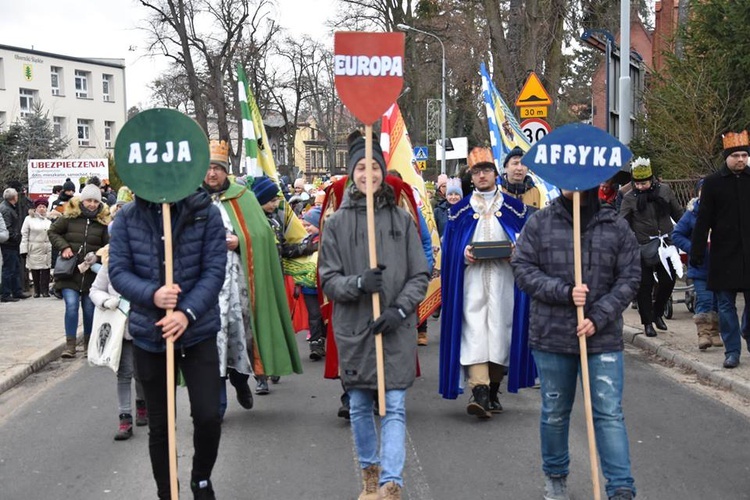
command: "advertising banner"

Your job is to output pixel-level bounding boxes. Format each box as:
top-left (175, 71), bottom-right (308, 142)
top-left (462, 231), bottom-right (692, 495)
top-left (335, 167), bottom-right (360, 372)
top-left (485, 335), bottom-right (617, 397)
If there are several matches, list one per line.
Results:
top-left (27, 158), bottom-right (108, 195)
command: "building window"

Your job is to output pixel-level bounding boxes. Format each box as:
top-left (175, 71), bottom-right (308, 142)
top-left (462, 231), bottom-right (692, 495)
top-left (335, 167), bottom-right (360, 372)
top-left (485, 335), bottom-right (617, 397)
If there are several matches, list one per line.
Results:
top-left (77, 119), bottom-right (92, 146)
top-left (75, 70), bottom-right (89, 98)
top-left (102, 74), bottom-right (112, 102)
top-left (338, 152), bottom-right (346, 170)
top-left (0, 112), bottom-right (6, 131)
top-left (19, 88), bottom-right (35, 117)
top-left (0, 58), bottom-right (5, 89)
top-left (104, 121), bottom-right (115, 148)
top-left (310, 128), bottom-right (316, 140)
top-left (53, 116), bottom-right (64, 138)
top-left (317, 151), bottom-right (324, 170)
top-left (51, 66), bottom-right (62, 96)
top-left (310, 149), bottom-right (317, 169)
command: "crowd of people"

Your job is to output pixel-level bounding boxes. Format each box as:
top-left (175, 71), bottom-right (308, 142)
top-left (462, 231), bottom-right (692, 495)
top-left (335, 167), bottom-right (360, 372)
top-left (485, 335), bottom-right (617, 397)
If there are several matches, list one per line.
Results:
top-left (1, 129), bottom-right (749, 500)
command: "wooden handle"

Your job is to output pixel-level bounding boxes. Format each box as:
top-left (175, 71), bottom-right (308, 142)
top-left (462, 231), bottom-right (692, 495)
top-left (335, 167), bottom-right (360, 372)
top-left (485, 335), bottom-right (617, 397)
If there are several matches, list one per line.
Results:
top-left (163, 203), bottom-right (179, 500)
top-left (364, 126), bottom-right (387, 417)
top-left (573, 192), bottom-right (601, 500)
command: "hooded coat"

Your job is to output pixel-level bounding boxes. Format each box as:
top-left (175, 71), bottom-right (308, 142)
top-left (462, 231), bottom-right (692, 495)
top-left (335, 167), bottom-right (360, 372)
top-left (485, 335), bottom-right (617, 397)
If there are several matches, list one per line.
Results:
top-left (20, 211), bottom-right (52, 270)
top-left (318, 185), bottom-right (430, 390)
top-left (47, 197), bottom-right (110, 292)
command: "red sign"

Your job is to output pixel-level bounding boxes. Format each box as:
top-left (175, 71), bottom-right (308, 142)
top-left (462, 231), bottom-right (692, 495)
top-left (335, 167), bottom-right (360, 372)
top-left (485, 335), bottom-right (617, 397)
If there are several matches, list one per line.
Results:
top-left (334, 32), bottom-right (405, 125)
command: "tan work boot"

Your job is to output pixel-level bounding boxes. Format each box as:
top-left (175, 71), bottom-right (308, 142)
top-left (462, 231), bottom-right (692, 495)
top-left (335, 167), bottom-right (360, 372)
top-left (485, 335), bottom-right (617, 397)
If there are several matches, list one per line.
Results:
top-left (708, 311), bottom-right (723, 347)
top-left (694, 313), bottom-right (712, 350)
top-left (417, 331), bottom-right (428, 346)
top-left (378, 481), bottom-right (402, 500)
top-left (358, 464), bottom-right (380, 500)
top-left (61, 337), bottom-right (76, 359)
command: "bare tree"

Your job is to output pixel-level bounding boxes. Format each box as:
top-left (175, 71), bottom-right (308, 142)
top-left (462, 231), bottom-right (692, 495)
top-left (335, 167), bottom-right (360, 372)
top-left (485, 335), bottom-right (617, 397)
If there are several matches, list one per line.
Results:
top-left (138, 0), bottom-right (278, 162)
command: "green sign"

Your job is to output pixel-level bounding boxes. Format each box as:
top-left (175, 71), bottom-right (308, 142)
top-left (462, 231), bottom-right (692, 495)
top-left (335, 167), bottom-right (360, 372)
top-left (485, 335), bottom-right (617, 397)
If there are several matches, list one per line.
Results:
top-left (114, 108), bottom-right (209, 203)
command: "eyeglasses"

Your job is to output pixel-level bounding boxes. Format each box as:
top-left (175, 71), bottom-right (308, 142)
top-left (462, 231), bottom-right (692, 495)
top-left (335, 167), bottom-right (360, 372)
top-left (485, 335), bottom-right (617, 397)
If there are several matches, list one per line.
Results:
top-left (470, 166), bottom-right (495, 176)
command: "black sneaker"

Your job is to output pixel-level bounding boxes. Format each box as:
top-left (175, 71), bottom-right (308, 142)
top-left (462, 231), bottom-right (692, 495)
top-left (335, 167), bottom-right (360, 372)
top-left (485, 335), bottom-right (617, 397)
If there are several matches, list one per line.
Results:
top-left (723, 354), bottom-right (740, 369)
top-left (191, 479), bottom-right (215, 500)
top-left (255, 377), bottom-right (270, 395)
top-left (235, 382), bottom-right (254, 409)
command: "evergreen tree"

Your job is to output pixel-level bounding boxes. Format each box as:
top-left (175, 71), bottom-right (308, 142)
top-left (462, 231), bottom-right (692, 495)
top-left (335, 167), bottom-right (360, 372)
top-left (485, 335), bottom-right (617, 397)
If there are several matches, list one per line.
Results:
top-left (0, 103), bottom-right (69, 186)
top-left (634, 1), bottom-right (750, 178)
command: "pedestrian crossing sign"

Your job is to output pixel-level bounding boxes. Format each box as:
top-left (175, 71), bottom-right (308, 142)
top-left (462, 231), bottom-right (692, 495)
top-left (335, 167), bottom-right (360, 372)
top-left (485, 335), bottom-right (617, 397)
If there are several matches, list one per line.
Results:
top-left (413, 146), bottom-right (428, 161)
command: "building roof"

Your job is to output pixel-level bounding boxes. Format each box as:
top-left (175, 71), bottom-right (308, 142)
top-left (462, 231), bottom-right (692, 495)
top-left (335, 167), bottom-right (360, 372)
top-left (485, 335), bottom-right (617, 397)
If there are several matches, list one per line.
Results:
top-left (0, 43), bottom-right (125, 69)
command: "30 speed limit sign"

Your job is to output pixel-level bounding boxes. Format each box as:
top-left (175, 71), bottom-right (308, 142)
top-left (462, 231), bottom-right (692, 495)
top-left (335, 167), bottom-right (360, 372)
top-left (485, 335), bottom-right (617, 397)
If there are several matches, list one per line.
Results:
top-left (520, 118), bottom-right (552, 145)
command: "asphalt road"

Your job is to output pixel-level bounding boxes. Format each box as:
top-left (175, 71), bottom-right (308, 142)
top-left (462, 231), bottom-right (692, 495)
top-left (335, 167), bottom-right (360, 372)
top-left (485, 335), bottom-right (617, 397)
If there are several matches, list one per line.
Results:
top-left (1, 320), bottom-right (749, 500)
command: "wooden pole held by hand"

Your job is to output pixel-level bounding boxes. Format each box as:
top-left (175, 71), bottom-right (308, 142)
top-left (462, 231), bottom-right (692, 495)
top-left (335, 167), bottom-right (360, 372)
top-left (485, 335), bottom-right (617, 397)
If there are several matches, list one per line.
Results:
top-left (364, 126), bottom-right (387, 417)
top-left (162, 203), bottom-right (179, 500)
top-left (573, 191), bottom-right (601, 500)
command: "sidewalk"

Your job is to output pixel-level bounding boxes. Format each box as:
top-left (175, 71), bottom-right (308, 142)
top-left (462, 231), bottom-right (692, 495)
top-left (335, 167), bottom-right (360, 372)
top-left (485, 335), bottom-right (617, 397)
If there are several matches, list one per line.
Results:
top-left (0, 296), bottom-right (81, 395)
top-left (1, 294), bottom-right (749, 401)
top-left (622, 300), bottom-right (750, 400)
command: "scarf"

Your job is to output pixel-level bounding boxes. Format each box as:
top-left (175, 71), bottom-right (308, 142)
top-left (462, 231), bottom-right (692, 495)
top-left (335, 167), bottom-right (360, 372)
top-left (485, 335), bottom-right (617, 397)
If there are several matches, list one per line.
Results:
top-left (634, 182), bottom-right (670, 216)
top-left (559, 188), bottom-right (600, 230)
top-left (81, 204), bottom-right (102, 220)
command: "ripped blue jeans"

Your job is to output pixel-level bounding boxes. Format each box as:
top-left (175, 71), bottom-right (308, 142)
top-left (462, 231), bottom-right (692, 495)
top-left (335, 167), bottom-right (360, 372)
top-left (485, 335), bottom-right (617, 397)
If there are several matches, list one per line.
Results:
top-left (532, 349), bottom-right (635, 497)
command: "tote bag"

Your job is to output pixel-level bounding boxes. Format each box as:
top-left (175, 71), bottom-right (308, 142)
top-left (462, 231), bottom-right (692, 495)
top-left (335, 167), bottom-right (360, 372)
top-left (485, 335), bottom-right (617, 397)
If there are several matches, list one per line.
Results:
top-left (88, 307), bottom-right (127, 373)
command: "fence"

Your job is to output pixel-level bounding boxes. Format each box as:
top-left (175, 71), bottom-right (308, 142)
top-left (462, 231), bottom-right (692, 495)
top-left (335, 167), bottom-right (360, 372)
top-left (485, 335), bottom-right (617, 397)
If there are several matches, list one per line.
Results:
top-left (663, 178), bottom-right (701, 207)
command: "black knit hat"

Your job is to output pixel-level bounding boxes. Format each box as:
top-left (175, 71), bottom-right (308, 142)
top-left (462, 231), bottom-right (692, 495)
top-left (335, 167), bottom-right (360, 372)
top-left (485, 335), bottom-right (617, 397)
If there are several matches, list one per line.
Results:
top-left (62, 179), bottom-right (76, 193)
top-left (502, 146), bottom-right (525, 170)
top-left (347, 130), bottom-right (386, 178)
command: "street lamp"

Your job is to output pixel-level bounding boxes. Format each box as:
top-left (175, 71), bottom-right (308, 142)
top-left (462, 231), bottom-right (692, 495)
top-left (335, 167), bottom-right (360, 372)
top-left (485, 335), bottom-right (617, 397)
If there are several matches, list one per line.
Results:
top-left (397, 23), bottom-right (447, 175)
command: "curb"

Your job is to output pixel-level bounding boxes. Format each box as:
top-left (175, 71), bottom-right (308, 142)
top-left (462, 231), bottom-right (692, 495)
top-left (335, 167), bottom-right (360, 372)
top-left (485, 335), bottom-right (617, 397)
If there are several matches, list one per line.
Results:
top-left (0, 335), bottom-right (80, 397)
top-left (623, 325), bottom-right (750, 401)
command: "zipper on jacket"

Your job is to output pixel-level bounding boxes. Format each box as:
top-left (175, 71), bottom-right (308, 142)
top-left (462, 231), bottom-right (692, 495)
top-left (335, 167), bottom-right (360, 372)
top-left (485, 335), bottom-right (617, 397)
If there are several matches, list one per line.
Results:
top-left (79, 219), bottom-right (91, 294)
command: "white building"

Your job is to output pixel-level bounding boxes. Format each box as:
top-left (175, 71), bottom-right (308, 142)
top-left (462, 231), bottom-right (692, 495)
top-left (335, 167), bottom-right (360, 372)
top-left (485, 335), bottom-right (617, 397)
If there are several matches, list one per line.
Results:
top-left (0, 44), bottom-right (127, 159)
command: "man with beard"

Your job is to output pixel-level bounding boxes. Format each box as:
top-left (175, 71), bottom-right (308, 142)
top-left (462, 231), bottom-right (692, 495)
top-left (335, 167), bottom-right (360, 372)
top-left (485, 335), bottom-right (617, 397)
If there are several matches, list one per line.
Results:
top-left (439, 147), bottom-right (532, 418)
top-left (691, 130), bottom-right (750, 369)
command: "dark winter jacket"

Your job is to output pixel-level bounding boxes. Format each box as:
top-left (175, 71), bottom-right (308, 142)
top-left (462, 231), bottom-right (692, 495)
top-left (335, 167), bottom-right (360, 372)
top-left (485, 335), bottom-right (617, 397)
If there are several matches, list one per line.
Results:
top-left (108, 191), bottom-right (227, 353)
top-left (0, 200), bottom-right (21, 248)
top-left (319, 185), bottom-right (430, 390)
top-left (47, 198), bottom-right (110, 292)
top-left (672, 197), bottom-right (709, 281)
top-left (433, 199), bottom-right (450, 237)
top-left (511, 200), bottom-right (641, 354)
top-left (619, 182), bottom-right (684, 244)
top-left (691, 165), bottom-right (750, 291)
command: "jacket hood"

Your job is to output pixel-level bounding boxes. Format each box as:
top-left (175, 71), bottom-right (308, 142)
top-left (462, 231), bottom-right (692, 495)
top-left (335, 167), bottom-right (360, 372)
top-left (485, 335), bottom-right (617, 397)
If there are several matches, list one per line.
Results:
top-left (549, 195), bottom-right (617, 227)
top-left (63, 196), bottom-right (111, 225)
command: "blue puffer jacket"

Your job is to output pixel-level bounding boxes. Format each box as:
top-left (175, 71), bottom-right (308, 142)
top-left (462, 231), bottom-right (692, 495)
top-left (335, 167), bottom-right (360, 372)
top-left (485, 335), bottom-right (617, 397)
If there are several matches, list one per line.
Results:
top-left (672, 197), bottom-right (709, 281)
top-left (109, 191), bottom-right (227, 353)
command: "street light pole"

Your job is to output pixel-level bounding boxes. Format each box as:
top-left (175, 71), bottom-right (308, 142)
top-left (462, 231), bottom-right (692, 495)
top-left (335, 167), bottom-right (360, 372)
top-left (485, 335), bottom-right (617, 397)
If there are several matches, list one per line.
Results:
top-left (397, 23), bottom-right (446, 175)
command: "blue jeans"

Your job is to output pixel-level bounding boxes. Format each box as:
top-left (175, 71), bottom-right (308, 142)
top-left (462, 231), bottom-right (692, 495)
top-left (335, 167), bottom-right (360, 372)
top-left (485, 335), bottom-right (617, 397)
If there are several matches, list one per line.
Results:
top-left (1, 246), bottom-right (22, 298)
top-left (532, 350), bottom-right (635, 498)
top-left (716, 290), bottom-right (750, 358)
top-left (349, 388), bottom-right (407, 487)
top-left (61, 288), bottom-right (95, 338)
top-left (692, 278), bottom-right (717, 315)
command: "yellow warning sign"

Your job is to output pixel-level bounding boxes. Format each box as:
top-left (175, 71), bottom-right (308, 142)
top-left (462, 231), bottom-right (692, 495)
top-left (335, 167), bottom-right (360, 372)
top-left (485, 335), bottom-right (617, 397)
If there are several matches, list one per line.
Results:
top-left (515, 72), bottom-right (553, 107)
top-left (416, 160), bottom-right (427, 171)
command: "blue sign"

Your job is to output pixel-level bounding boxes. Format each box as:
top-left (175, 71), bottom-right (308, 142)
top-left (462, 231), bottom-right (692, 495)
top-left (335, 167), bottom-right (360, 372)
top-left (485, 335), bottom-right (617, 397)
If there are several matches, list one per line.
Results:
top-left (522, 123), bottom-right (632, 191)
top-left (413, 146), bottom-right (428, 161)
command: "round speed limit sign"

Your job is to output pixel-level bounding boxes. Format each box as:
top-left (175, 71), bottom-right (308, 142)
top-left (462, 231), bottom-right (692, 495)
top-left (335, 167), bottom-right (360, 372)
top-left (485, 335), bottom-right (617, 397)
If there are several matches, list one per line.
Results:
top-left (520, 118), bottom-right (552, 145)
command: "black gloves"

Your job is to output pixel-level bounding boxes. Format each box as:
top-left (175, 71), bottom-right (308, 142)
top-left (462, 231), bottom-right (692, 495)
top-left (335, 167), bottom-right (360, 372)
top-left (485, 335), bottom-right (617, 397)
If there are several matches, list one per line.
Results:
top-left (689, 255), bottom-right (704, 268)
top-left (358, 264), bottom-right (386, 294)
top-left (370, 307), bottom-right (406, 335)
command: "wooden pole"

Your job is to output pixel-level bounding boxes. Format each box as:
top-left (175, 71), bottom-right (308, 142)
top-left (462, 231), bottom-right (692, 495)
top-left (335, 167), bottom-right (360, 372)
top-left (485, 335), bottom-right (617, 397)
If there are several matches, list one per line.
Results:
top-left (364, 126), bottom-right (387, 417)
top-left (573, 192), bottom-right (601, 500)
top-left (162, 203), bottom-right (179, 500)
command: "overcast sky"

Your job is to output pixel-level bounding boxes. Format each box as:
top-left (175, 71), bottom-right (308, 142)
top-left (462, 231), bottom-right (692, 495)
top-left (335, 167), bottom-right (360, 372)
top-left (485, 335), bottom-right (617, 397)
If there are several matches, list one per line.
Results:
top-left (0, 0), bottom-right (335, 108)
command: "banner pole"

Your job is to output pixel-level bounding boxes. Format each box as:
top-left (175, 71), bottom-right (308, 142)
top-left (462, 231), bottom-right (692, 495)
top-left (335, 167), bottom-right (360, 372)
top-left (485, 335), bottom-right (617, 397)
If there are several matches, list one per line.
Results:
top-left (574, 191), bottom-right (601, 500)
top-left (163, 203), bottom-right (179, 500)
top-left (364, 126), bottom-right (387, 417)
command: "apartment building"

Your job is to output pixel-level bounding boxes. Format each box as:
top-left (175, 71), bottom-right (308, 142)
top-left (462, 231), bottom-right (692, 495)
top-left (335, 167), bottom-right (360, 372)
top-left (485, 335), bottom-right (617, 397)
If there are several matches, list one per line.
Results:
top-left (0, 44), bottom-right (127, 158)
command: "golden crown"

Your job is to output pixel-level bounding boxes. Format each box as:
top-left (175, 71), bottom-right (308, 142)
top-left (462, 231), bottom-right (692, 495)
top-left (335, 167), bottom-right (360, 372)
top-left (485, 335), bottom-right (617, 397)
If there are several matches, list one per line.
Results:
top-left (722, 130), bottom-right (749, 150)
top-left (210, 140), bottom-right (230, 165)
top-left (467, 147), bottom-right (495, 168)
top-left (630, 156), bottom-right (653, 181)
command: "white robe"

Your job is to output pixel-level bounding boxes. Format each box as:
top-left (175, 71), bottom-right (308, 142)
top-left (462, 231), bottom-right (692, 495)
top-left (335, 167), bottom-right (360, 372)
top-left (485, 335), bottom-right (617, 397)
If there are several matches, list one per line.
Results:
top-left (460, 189), bottom-right (515, 367)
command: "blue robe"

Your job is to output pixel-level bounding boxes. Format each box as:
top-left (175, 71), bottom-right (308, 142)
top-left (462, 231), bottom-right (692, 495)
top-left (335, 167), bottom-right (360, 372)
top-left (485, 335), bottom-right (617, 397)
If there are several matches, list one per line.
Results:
top-left (438, 192), bottom-right (536, 399)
